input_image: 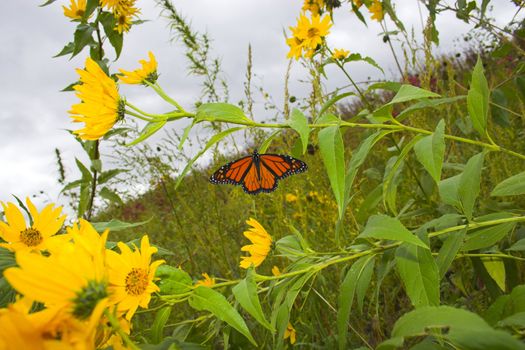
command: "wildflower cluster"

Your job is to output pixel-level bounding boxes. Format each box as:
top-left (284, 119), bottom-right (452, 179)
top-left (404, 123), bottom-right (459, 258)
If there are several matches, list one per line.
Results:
top-left (286, 13), bottom-right (333, 60)
top-left (0, 198), bottom-right (164, 348)
top-left (100, 0), bottom-right (140, 33)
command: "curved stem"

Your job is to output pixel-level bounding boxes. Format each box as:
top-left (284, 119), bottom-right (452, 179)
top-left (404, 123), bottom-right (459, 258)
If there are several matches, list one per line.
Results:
top-left (125, 109), bottom-right (158, 122)
top-left (104, 309), bottom-right (140, 350)
top-left (147, 81), bottom-right (186, 112)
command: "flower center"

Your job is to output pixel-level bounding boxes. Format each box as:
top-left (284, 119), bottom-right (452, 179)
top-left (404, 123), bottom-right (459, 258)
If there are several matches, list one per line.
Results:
top-left (117, 99), bottom-right (126, 121)
top-left (307, 27), bottom-right (320, 38)
top-left (75, 9), bottom-right (85, 17)
top-left (20, 228), bottom-right (43, 247)
top-left (144, 71), bottom-right (159, 85)
top-left (72, 280), bottom-right (108, 320)
top-left (125, 267), bottom-right (149, 296)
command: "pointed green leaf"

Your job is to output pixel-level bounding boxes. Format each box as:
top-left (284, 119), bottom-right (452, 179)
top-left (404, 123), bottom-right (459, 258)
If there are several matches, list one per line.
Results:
top-left (289, 109), bottom-right (310, 155)
top-left (482, 258), bottom-right (506, 292)
top-left (461, 220), bottom-right (516, 251)
top-left (91, 218), bottom-right (152, 233)
top-left (387, 84), bottom-right (440, 105)
top-left (72, 24), bottom-right (95, 58)
top-left (395, 243), bottom-right (440, 307)
top-left (467, 57), bottom-right (489, 136)
top-left (318, 125), bottom-right (345, 217)
top-left (414, 119), bottom-right (445, 183)
top-left (491, 171), bottom-right (525, 197)
top-left (232, 269), bottom-right (274, 332)
top-left (337, 255), bottom-right (375, 350)
top-left (319, 92), bottom-right (355, 116)
top-left (189, 287), bottom-right (257, 346)
top-left (459, 152), bottom-right (485, 220)
top-left (156, 266), bottom-right (192, 295)
top-left (436, 229), bottom-right (466, 278)
top-left (99, 187), bottom-right (123, 205)
top-left (359, 215), bottom-right (428, 249)
top-left (126, 119), bottom-right (167, 146)
top-left (195, 103), bottom-right (252, 124)
top-left (150, 306), bottom-right (172, 344)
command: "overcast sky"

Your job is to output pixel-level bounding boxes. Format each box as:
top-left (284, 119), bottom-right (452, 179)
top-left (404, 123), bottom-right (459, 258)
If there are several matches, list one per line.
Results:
top-left (0, 1), bottom-right (520, 212)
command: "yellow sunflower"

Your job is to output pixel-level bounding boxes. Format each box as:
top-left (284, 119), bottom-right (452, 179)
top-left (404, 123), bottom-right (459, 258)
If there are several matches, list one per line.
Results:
top-left (302, 0), bottom-right (324, 15)
top-left (106, 235), bottom-right (165, 320)
top-left (194, 272), bottom-right (216, 288)
top-left (113, 0), bottom-right (140, 34)
top-left (0, 198), bottom-right (66, 253)
top-left (0, 304), bottom-right (47, 350)
top-left (368, 0), bottom-right (384, 21)
top-left (332, 48), bottom-right (350, 60)
top-left (296, 13), bottom-right (332, 51)
top-left (118, 51), bottom-right (158, 85)
top-left (284, 322), bottom-right (297, 344)
top-left (4, 230), bottom-right (109, 321)
top-left (62, 0), bottom-right (88, 20)
top-left (239, 218), bottom-right (272, 269)
top-left (69, 57), bottom-right (124, 140)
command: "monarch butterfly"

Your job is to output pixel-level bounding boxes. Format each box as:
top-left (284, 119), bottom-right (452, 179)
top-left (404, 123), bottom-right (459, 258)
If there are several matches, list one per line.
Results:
top-left (210, 150), bottom-right (308, 194)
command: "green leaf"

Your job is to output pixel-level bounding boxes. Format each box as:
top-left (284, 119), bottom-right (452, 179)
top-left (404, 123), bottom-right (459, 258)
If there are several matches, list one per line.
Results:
top-left (98, 169), bottom-right (126, 184)
top-left (91, 218), bottom-right (152, 233)
top-left (497, 312), bottom-right (525, 328)
top-left (76, 158), bottom-right (93, 181)
top-left (72, 24), bottom-right (95, 58)
top-left (395, 243), bottom-right (440, 307)
top-left (482, 258), bottom-right (506, 292)
top-left (150, 306), bottom-right (171, 344)
top-left (156, 266), bottom-right (192, 295)
top-left (99, 12), bottom-right (124, 59)
top-left (319, 92), bottom-right (355, 116)
top-left (99, 187), bottom-right (123, 205)
top-left (461, 217), bottom-right (515, 251)
top-left (396, 96), bottom-right (466, 122)
top-left (175, 127), bottom-right (246, 190)
top-left (359, 215), bottom-right (428, 249)
top-left (232, 269), bottom-right (274, 332)
top-left (40, 0), bottom-right (58, 6)
top-left (355, 257), bottom-right (375, 313)
top-left (491, 171), bottom-right (525, 197)
top-left (467, 57), bottom-right (489, 137)
top-left (459, 152), bottom-right (485, 220)
top-left (414, 120), bottom-right (445, 183)
top-left (341, 53), bottom-right (384, 73)
top-left (83, 0), bottom-right (99, 21)
top-left (438, 174), bottom-right (461, 208)
top-left (318, 125), bottom-right (345, 218)
top-left (391, 306), bottom-right (492, 337)
top-left (54, 42), bottom-right (75, 58)
top-left (178, 121), bottom-right (195, 151)
top-left (0, 248), bottom-right (16, 273)
top-left (126, 119), bottom-right (167, 146)
top-left (366, 81), bottom-right (402, 93)
top-left (289, 109), bottom-right (310, 155)
top-left (507, 238), bottom-right (525, 251)
top-left (449, 329), bottom-right (525, 350)
top-left (383, 136), bottom-right (422, 214)
top-left (195, 103), bottom-right (252, 124)
top-left (344, 131), bottom-right (392, 210)
top-left (436, 229), bottom-right (466, 278)
top-left (190, 288), bottom-right (257, 346)
top-left (259, 130), bottom-right (281, 153)
top-left (387, 84), bottom-right (440, 105)
top-left (337, 255), bottom-right (375, 350)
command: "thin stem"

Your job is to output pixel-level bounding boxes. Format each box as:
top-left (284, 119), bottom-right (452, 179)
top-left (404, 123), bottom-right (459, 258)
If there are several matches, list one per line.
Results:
top-left (105, 309), bottom-right (140, 350)
top-left (124, 109), bottom-right (158, 122)
top-left (85, 140), bottom-right (99, 220)
top-left (381, 21), bottom-right (404, 78)
top-left (148, 81), bottom-right (186, 112)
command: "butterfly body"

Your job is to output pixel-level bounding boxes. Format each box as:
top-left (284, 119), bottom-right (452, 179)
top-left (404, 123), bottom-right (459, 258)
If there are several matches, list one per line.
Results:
top-left (210, 150), bottom-right (307, 194)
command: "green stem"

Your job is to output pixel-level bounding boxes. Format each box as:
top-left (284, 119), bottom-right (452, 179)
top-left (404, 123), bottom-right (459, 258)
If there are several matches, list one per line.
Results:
top-left (104, 309), bottom-right (140, 350)
top-left (124, 109), bottom-right (158, 122)
top-left (147, 81), bottom-right (187, 112)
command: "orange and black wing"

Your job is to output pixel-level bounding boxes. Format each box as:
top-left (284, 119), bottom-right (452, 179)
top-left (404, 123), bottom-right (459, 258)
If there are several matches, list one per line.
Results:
top-left (209, 155), bottom-right (253, 186)
top-left (259, 154), bottom-right (308, 180)
top-left (242, 159), bottom-right (278, 194)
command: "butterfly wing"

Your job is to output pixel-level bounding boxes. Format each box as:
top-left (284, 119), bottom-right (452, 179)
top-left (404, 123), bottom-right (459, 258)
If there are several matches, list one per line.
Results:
top-left (209, 155), bottom-right (253, 186)
top-left (259, 154), bottom-right (308, 179)
top-left (241, 159), bottom-right (278, 194)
